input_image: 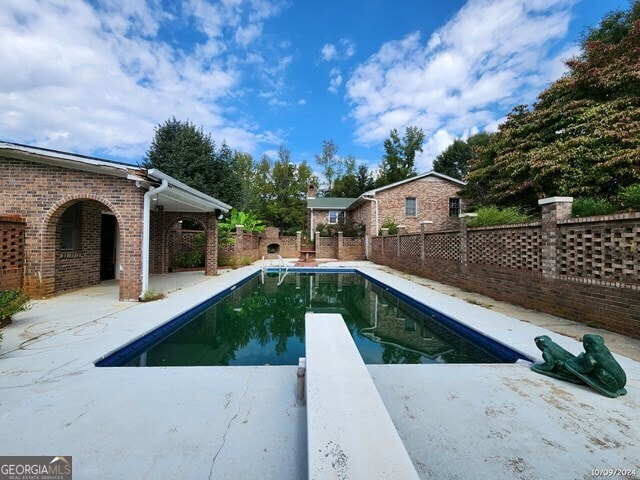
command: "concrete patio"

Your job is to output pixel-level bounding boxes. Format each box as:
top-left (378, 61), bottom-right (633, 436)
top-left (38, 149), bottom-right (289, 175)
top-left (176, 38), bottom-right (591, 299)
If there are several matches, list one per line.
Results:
top-left (0, 264), bottom-right (638, 479)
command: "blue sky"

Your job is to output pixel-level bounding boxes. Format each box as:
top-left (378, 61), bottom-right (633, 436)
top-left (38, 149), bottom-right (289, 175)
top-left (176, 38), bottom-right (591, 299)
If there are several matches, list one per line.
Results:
top-left (0, 0), bottom-right (629, 173)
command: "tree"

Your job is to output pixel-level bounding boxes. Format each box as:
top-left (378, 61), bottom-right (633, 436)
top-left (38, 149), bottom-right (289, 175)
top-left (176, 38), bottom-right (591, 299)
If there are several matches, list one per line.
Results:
top-left (433, 133), bottom-right (493, 180)
top-left (231, 151), bottom-right (260, 212)
top-left (315, 139), bottom-right (340, 194)
top-left (142, 117), bottom-right (239, 205)
top-left (462, 2), bottom-right (640, 210)
top-left (257, 146), bottom-right (318, 234)
top-left (377, 126), bottom-right (425, 186)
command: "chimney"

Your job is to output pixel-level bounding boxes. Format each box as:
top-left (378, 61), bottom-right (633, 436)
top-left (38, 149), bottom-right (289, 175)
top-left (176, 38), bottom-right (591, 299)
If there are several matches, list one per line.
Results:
top-left (307, 184), bottom-right (316, 199)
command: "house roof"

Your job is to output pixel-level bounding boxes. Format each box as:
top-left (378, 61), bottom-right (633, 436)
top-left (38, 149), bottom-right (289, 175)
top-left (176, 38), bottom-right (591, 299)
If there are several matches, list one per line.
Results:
top-left (0, 141), bottom-right (231, 213)
top-left (362, 170), bottom-right (465, 196)
top-left (307, 197), bottom-right (358, 209)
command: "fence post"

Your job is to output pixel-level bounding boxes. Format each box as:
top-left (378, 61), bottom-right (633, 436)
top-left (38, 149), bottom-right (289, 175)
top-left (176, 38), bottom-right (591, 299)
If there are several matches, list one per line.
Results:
top-left (337, 231), bottom-right (343, 260)
top-left (458, 213), bottom-right (477, 266)
top-left (315, 231), bottom-right (320, 258)
top-left (397, 226), bottom-right (406, 257)
top-left (205, 212), bottom-right (218, 276)
top-left (538, 197), bottom-right (573, 278)
top-left (420, 221), bottom-right (433, 262)
top-left (235, 225), bottom-right (244, 260)
top-left (379, 228), bottom-right (387, 256)
top-left (296, 231), bottom-right (302, 252)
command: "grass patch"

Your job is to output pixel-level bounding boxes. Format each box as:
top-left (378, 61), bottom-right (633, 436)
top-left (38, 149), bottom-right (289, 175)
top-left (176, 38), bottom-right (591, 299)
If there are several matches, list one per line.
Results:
top-left (140, 289), bottom-right (165, 302)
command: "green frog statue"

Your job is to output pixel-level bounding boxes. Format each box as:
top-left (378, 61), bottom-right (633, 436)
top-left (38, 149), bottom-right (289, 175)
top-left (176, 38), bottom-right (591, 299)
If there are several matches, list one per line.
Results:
top-left (565, 334), bottom-right (627, 398)
top-left (531, 335), bottom-right (584, 384)
top-left (531, 334), bottom-right (627, 398)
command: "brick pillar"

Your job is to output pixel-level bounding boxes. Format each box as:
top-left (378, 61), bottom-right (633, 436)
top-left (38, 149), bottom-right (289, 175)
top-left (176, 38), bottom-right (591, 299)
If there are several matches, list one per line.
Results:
top-left (458, 213), bottom-right (477, 266)
top-left (296, 231), bottom-right (302, 252)
top-left (420, 221), bottom-right (433, 262)
top-left (539, 197), bottom-right (573, 278)
top-left (337, 231), bottom-right (343, 260)
top-left (205, 212), bottom-right (218, 276)
top-left (235, 225), bottom-right (244, 261)
top-left (396, 228), bottom-right (403, 257)
top-left (315, 231), bottom-right (320, 257)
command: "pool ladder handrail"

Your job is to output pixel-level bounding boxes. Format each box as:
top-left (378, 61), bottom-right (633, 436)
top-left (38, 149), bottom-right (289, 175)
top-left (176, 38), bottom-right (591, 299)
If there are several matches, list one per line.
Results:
top-left (277, 255), bottom-right (289, 285)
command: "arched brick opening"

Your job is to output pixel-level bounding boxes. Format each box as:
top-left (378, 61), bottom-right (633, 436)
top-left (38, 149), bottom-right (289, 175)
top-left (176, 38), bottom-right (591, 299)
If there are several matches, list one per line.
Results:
top-left (165, 217), bottom-right (206, 272)
top-left (40, 195), bottom-right (125, 298)
top-left (150, 210), bottom-right (218, 276)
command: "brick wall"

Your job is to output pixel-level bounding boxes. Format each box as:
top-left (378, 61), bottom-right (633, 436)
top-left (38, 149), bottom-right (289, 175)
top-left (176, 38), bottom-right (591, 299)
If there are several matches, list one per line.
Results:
top-left (0, 215), bottom-right (25, 290)
top-left (0, 156), bottom-right (145, 300)
top-left (367, 176), bottom-right (462, 235)
top-left (371, 202), bottom-right (640, 339)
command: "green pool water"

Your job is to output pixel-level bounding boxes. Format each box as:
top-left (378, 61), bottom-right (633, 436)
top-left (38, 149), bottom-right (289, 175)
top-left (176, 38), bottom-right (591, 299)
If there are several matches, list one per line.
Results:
top-left (120, 272), bottom-right (506, 366)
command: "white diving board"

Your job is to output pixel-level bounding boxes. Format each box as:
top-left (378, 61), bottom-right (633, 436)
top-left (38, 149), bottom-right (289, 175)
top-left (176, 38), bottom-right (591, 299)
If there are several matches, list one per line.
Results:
top-left (305, 313), bottom-right (420, 480)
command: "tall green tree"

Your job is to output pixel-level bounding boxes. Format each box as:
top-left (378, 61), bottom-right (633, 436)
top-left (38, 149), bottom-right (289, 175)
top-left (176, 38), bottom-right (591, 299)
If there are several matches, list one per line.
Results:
top-left (142, 117), bottom-right (239, 205)
top-left (231, 151), bottom-right (260, 212)
top-left (433, 132), bottom-right (493, 180)
top-left (377, 126), bottom-right (425, 186)
top-left (257, 146), bottom-right (318, 234)
top-left (463, 2), bottom-right (640, 210)
top-left (315, 139), bottom-right (340, 194)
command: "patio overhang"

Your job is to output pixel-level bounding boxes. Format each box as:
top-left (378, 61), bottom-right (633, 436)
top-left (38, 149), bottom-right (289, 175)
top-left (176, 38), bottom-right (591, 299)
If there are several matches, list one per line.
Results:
top-left (146, 169), bottom-right (232, 213)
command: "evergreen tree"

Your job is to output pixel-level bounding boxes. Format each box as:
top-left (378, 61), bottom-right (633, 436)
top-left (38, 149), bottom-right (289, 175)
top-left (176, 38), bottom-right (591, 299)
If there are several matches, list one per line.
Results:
top-left (142, 117), bottom-right (239, 205)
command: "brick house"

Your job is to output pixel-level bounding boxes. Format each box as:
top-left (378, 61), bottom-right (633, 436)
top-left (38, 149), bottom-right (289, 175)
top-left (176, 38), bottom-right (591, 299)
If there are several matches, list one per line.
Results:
top-left (0, 142), bottom-right (231, 301)
top-left (307, 171), bottom-right (465, 238)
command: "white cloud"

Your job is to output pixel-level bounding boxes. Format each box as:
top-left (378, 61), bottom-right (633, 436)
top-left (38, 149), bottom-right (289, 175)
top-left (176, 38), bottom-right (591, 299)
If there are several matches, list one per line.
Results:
top-left (346, 0), bottom-right (576, 159)
top-left (328, 67), bottom-right (343, 94)
top-left (0, 0), bottom-right (287, 161)
top-left (320, 38), bottom-right (356, 62)
top-left (298, 99), bottom-right (307, 106)
top-left (321, 43), bottom-right (338, 61)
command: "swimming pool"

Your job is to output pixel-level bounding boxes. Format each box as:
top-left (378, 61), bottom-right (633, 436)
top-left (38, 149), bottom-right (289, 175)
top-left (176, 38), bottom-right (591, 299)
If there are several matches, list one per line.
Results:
top-left (96, 269), bottom-right (529, 367)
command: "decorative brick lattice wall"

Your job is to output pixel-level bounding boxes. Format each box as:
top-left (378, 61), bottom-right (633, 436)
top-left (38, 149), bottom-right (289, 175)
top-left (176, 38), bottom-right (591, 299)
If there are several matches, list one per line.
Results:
top-left (558, 214), bottom-right (640, 285)
top-left (424, 232), bottom-right (461, 262)
top-left (468, 223), bottom-right (541, 272)
top-left (400, 234), bottom-right (421, 257)
top-left (0, 215), bottom-right (25, 290)
top-left (369, 204), bottom-right (640, 339)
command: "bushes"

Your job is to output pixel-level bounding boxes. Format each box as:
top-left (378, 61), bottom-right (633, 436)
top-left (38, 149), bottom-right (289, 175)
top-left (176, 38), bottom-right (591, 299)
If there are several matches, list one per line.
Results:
top-left (618, 184), bottom-right (640, 211)
top-left (0, 290), bottom-right (31, 321)
top-left (571, 198), bottom-right (619, 217)
top-left (173, 251), bottom-right (205, 268)
top-left (466, 206), bottom-right (535, 227)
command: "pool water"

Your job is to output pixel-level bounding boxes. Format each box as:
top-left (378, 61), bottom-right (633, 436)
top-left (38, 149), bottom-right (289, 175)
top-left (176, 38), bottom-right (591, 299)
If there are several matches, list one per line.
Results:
top-left (103, 272), bottom-right (525, 367)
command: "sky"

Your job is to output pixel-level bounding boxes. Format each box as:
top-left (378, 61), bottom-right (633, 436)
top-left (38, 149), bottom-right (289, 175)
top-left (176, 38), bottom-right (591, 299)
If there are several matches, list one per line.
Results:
top-left (0, 0), bottom-right (630, 173)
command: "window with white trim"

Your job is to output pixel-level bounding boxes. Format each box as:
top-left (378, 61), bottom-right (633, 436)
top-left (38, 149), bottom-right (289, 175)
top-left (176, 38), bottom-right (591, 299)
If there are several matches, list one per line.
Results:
top-left (405, 197), bottom-right (417, 217)
top-left (328, 210), bottom-right (345, 224)
top-left (449, 198), bottom-right (461, 217)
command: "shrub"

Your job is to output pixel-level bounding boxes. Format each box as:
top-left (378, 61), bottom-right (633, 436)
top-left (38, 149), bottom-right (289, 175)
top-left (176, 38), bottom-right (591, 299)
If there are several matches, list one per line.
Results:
top-left (240, 256), bottom-right (252, 266)
top-left (572, 197), bottom-right (618, 217)
top-left (380, 220), bottom-right (398, 235)
top-left (173, 251), bottom-right (205, 268)
top-left (467, 206), bottom-right (536, 227)
top-left (0, 290), bottom-right (31, 320)
top-left (618, 184), bottom-right (640, 211)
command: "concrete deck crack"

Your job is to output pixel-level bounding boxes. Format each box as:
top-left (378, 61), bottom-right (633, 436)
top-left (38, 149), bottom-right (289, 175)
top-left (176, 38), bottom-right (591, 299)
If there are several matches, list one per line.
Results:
top-left (208, 374), bottom-right (252, 480)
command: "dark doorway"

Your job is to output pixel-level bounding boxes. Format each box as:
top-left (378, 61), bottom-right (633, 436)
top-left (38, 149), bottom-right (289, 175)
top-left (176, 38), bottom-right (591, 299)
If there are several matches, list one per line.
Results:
top-left (100, 214), bottom-right (117, 280)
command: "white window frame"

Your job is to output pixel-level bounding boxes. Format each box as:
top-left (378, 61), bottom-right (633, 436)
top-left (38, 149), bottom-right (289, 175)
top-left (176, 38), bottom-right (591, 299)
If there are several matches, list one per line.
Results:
top-left (405, 197), bottom-right (417, 217)
top-left (328, 210), bottom-right (344, 224)
top-left (449, 198), bottom-right (461, 217)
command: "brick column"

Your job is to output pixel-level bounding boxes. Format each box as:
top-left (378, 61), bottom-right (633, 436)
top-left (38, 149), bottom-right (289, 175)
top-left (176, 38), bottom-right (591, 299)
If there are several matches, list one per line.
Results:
top-left (420, 221), bottom-right (433, 262)
top-left (458, 213), bottom-right (477, 266)
top-left (205, 212), bottom-right (218, 276)
top-left (381, 228), bottom-right (388, 256)
top-left (539, 197), bottom-right (573, 278)
top-left (235, 225), bottom-right (244, 261)
top-left (296, 231), bottom-right (302, 252)
top-left (337, 231), bottom-right (343, 260)
top-left (315, 231), bottom-right (320, 257)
